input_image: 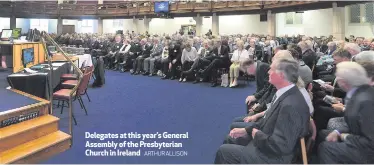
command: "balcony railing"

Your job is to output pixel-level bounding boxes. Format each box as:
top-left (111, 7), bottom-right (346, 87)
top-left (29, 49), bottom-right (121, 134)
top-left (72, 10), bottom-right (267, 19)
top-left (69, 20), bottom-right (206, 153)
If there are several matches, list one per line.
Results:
top-left (0, 1), bottom-right (319, 18)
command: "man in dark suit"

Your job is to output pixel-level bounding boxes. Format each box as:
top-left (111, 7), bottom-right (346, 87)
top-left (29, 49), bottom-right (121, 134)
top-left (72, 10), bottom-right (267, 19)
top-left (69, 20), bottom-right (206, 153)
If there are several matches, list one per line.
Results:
top-left (132, 38), bottom-right (153, 75)
top-left (318, 61), bottom-right (374, 164)
top-left (202, 40), bottom-right (230, 87)
top-left (214, 58), bottom-right (310, 164)
top-left (244, 60), bottom-right (271, 114)
top-left (162, 40), bottom-right (182, 80)
top-left (124, 38), bottom-right (141, 72)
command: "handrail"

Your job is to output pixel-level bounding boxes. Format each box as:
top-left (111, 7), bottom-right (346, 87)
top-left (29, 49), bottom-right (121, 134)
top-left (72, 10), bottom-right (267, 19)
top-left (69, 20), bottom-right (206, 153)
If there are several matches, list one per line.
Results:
top-left (40, 32), bottom-right (83, 146)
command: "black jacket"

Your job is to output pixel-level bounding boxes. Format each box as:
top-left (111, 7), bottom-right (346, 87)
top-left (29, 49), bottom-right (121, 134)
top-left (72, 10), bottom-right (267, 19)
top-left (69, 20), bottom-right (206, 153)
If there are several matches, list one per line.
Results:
top-left (254, 61), bottom-right (271, 100)
top-left (168, 43), bottom-right (182, 64)
top-left (302, 49), bottom-right (318, 70)
top-left (141, 44), bottom-right (154, 58)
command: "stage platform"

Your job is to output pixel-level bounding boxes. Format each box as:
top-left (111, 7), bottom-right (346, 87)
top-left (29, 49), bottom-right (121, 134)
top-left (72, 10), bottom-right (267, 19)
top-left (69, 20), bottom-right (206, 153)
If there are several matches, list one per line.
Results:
top-left (0, 86), bottom-right (71, 164)
top-left (0, 89), bottom-right (39, 112)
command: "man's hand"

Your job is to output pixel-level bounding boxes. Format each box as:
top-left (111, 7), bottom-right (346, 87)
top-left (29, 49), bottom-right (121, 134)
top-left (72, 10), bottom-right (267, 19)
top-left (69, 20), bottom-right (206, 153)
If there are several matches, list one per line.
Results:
top-left (172, 59), bottom-right (177, 64)
top-left (332, 103), bottom-right (345, 112)
top-left (322, 84), bottom-right (334, 92)
top-left (229, 128), bottom-right (247, 139)
top-left (169, 63), bottom-right (172, 69)
top-left (252, 128), bottom-right (259, 138)
top-left (245, 95), bottom-right (256, 105)
top-left (326, 131), bottom-right (340, 142)
top-left (243, 115), bottom-right (258, 122)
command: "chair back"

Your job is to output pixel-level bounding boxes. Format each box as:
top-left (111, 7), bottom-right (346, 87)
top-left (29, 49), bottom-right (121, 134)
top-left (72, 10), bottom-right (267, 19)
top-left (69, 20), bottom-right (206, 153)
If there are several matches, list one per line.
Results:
top-left (77, 71), bottom-right (91, 95)
top-left (85, 65), bottom-right (94, 81)
top-left (294, 118), bottom-right (317, 165)
top-left (306, 119), bottom-right (317, 153)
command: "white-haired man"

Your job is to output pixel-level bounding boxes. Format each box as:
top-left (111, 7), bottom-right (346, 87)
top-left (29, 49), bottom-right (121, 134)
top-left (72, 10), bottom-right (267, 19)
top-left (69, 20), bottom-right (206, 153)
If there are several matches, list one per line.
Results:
top-left (318, 61), bottom-right (374, 164)
top-left (343, 43), bottom-right (361, 58)
top-left (352, 51), bottom-right (374, 63)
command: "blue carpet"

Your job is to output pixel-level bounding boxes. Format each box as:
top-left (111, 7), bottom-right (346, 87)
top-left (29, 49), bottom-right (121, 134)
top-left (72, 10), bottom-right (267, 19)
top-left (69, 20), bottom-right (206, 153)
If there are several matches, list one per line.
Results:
top-left (0, 69), bottom-right (39, 112)
top-left (0, 89), bottom-right (39, 112)
top-left (35, 70), bottom-right (256, 164)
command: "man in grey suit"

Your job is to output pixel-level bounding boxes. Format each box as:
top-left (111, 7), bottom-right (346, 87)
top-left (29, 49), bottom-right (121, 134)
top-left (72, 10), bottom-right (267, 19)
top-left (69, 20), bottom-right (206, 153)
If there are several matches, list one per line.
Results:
top-left (143, 37), bottom-right (163, 76)
top-left (318, 61), bottom-right (374, 164)
top-left (214, 58), bottom-right (310, 164)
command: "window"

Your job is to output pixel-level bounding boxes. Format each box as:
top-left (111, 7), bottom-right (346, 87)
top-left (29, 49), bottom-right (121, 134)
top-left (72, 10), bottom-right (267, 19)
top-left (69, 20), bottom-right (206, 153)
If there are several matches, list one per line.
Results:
top-left (349, 3), bottom-right (374, 23)
top-left (30, 19), bottom-right (40, 26)
top-left (349, 4), bottom-right (361, 23)
top-left (365, 3), bottom-right (374, 23)
top-left (285, 12), bottom-right (303, 25)
top-left (81, 20), bottom-right (93, 27)
top-left (30, 19), bottom-right (48, 32)
top-left (79, 20), bottom-right (94, 33)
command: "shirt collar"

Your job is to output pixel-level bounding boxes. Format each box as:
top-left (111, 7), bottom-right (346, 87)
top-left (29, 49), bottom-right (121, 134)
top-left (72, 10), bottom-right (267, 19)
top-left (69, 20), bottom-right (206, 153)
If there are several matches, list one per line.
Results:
top-left (346, 87), bottom-right (358, 99)
top-left (275, 84), bottom-right (295, 100)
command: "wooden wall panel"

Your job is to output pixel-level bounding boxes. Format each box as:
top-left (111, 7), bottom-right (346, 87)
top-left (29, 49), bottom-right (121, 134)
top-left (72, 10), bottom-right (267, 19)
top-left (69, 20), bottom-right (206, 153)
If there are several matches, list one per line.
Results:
top-left (12, 43), bottom-right (46, 73)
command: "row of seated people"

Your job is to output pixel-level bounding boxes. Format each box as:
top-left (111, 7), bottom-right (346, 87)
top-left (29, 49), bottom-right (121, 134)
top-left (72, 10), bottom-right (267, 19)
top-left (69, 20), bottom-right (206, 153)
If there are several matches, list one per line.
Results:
top-left (96, 35), bottom-right (268, 87)
top-left (214, 38), bottom-right (374, 164)
top-left (85, 33), bottom-right (340, 87)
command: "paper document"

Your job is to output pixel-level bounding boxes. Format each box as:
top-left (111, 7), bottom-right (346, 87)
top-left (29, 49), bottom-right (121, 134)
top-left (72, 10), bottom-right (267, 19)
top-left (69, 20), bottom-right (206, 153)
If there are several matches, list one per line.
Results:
top-left (313, 79), bottom-right (325, 85)
top-left (52, 63), bottom-right (65, 67)
top-left (24, 68), bottom-right (38, 73)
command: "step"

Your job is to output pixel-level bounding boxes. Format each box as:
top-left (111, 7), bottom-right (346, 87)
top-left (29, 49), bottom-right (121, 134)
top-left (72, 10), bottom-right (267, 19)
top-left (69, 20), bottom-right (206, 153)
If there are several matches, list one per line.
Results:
top-left (0, 131), bottom-right (71, 164)
top-left (0, 115), bottom-right (59, 153)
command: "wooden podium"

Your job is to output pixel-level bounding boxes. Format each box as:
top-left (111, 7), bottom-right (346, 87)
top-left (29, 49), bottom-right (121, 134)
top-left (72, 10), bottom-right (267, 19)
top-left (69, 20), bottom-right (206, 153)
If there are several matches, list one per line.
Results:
top-left (0, 41), bottom-right (46, 73)
top-left (13, 42), bottom-right (46, 73)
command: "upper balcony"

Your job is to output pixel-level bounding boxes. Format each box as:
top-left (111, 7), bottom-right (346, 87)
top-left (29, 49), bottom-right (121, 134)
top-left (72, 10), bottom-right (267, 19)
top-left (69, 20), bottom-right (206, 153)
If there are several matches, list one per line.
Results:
top-left (0, 1), bottom-right (363, 19)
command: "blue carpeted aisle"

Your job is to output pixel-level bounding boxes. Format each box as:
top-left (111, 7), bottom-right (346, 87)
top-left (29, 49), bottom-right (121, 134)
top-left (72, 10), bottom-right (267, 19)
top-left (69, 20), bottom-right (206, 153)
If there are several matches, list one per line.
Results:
top-left (40, 70), bottom-right (256, 164)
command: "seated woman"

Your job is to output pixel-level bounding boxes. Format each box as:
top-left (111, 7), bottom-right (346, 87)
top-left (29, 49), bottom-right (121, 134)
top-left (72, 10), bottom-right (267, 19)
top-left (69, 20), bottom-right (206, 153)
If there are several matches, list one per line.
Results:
top-left (229, 40), bottom-right (250, 87)
top-left (159, 40), bottom-right (170, 78)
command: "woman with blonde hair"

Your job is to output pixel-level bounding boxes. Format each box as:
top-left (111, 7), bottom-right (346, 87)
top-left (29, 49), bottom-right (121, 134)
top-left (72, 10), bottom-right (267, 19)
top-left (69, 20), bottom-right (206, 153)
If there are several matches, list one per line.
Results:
top-left (229, 40), bottom-right (250, 87)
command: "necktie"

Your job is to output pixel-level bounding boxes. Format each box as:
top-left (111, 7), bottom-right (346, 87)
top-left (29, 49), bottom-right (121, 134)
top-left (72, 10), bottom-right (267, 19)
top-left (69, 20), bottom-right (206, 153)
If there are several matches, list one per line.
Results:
top-left (264, 95), bottom-right (277, 118)
top-left (271, 95), bottom-right (277, 105)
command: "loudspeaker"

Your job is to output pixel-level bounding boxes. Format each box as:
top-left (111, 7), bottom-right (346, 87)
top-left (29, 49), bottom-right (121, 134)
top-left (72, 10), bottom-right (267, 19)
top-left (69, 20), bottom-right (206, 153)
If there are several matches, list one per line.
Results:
top-left (116, 30), bottom-right (123, 35)
top-left (260, 14), bottom-right (267, 22)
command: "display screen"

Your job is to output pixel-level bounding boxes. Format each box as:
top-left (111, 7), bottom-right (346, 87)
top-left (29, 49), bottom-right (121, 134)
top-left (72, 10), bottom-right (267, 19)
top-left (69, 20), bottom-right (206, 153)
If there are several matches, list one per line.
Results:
top-left (1, 29), bottom-right (13, 39)
top-left (154, 1), bottom-right (169, 13)
top-left (22, 48), bottom-right (34, 67)
top-left (12, 28), bottom-right (22, 38)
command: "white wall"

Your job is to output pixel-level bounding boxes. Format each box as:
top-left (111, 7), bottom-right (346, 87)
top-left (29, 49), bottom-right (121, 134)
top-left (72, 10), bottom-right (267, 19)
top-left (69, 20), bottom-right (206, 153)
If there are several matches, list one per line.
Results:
top-left (276, 8), bottom-right (333, 37)
top-left (219, 15), bottom-right (268, 35)
top-left (0, 17), bottom-right (10, 31)
top-left (63, 19), bottom-right (97, 33)
top-left (275, 7), bottom-right (374, 38)
top-left (149, 17), bottom-right (196, 34)
top-left (103, 19), bottom-right (134, 33)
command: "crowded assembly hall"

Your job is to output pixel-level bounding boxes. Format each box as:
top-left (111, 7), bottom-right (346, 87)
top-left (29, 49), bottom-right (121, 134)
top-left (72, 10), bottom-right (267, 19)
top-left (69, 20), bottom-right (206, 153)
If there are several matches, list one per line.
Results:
top-left (0, 0), bottom-right (374, 164)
